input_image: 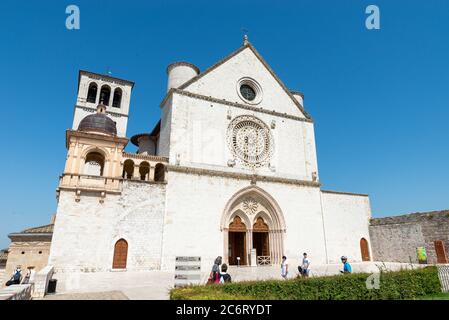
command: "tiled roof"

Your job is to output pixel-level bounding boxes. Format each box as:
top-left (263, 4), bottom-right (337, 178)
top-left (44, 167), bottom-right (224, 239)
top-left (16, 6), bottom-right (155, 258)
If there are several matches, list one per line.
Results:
top-left (21, 224), bottom-right (54, 234)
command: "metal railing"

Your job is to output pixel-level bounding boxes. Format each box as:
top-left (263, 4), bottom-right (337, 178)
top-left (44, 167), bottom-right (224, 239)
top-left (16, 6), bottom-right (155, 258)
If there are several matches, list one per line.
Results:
top-left (257, 256), bottom-right (271, 266)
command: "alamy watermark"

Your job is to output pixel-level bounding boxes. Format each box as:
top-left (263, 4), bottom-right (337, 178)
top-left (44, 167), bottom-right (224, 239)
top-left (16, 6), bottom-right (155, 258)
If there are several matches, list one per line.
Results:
top-left (66, 5), bottom-right (80, 30)
top-left (365, 5), bottom-right (380, 30)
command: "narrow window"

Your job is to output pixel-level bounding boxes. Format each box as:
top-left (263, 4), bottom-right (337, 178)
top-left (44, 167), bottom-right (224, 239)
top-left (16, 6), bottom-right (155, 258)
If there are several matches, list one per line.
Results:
top-left (87, 83), bottom-right (98, 103)
top-left (112, 88), bottom-right (122, 108)
top-left (99, 85), bottom-right (111, 106)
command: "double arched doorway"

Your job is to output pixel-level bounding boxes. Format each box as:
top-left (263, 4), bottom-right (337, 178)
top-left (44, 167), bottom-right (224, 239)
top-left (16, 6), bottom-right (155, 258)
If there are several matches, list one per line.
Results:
top-left (222, 186), bottom-right (286, 266)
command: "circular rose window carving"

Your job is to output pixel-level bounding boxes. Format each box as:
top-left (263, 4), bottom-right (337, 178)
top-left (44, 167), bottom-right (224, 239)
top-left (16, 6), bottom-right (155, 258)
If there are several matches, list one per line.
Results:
top-left (227, 115), bottom-right (274, 168)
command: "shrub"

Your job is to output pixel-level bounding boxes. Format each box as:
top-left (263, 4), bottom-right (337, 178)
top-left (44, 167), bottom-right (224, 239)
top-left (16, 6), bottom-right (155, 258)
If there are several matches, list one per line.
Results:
top-left (170, 266), bottom-right (441, 300)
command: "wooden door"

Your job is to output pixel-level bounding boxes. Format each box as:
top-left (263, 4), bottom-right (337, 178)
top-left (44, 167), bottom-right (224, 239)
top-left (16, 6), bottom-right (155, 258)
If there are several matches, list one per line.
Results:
top-left (229, 232), bottom-right (246, 265)
top-left (360, 238), bottom-right (371, 262)
top-left (434, 240), bottom-right (448, 264)
top-left (112, 239), bottom-right (128, 269)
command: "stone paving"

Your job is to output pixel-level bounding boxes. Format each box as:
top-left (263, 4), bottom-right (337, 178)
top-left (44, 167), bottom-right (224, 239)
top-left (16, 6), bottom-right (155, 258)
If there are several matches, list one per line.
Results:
top-left (46, 262), bottom-right (422, 300)
top-left (42, 290), bottom-right (128, 300)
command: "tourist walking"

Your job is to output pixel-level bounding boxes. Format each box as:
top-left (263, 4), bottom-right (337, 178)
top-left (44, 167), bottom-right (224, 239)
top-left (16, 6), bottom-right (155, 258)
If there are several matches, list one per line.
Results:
top-left (340, 256), bottom-right (352, 274)
top-left (208, 256), bottom-right (222, 284)
top-left (219, 263), bottom-right (232, 284)
top-left (281, 256), bottom-right (288, 279)
top-left (298, 252), bottom-right (311, 278)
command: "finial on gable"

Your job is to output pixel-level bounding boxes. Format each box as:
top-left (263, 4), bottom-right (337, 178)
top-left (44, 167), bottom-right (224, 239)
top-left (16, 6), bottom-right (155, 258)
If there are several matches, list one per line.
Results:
top-left (241, 27), bottom-right (250, 45)
top-left (243, 34), bottom-right (249, 46)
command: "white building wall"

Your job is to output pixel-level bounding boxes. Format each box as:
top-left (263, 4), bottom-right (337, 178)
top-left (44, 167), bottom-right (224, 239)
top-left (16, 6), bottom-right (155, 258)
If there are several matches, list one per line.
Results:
top-left (183, 47), bottom-right (306, 118)
top-left (49, 181), bottom-right (166, 273)
top-left (321, 191), bottom-right (372, 264)
top-left (161, 171), bottom-right (327, 271)
top-left (73, 73), bottom-right (133, 137)
top-left (165, 93), bottom-right (317, 181)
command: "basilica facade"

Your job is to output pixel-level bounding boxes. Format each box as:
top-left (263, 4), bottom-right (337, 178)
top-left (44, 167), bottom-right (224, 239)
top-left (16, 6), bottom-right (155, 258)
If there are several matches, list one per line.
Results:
top-left (48, 39), bottom-right (372, 276)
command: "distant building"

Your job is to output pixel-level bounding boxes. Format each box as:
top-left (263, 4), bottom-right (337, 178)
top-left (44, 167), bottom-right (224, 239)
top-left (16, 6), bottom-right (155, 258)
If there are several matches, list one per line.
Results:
top-left (0, 249), bottom-right (7, 269)
top-left (3, 220), bottom-right (53, 286)
top-left (370, 210), bottom-right (449, 264)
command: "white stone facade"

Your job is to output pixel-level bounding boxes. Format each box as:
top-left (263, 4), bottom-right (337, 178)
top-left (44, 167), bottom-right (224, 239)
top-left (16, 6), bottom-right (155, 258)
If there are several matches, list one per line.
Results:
top-left (49, 41), bottom-right (373, 286)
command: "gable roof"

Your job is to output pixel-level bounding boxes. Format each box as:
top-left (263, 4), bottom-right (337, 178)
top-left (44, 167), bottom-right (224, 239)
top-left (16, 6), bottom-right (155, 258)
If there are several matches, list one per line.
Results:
top-left (179, 42), bottom-right (311, 120)
top-left (8, 224), bottom-right (54, 241)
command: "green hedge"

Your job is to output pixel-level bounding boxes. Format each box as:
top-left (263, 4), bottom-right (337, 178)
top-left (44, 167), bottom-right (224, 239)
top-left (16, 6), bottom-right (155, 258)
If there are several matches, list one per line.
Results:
top-left (170, 266), bottom-right (441, 300)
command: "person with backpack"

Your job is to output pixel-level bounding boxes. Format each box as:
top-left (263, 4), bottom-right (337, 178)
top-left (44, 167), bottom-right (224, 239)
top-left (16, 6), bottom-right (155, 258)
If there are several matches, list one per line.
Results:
top-left (5, 266), bottom-right (22, 286)
top-left (219, 263), bottom-right (232, 284)
top-left (208, 256), bottom-right (222, 285)
top-left (298, 252), bottom-right (311, 278)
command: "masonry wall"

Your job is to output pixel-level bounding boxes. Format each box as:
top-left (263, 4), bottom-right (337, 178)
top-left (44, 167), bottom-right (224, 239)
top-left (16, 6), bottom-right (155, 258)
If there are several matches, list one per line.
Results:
top-left (4, 241), bottom-right (51, 287)
top-left (49, 181), bottom-right (166, 273)
top-left (161, 170), bottom-right (328, 271)
top-left (163, 93), bottom-right (318, 182)
top-left (369, 211), bottom-right (449, 264)
top-left (321, 191), bottom-right (372, 264)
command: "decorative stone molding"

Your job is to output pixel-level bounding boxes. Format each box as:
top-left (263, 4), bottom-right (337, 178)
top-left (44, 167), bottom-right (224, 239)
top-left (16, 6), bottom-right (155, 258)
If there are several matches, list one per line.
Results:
top-left (174, 43), bottom-right (312, 119)
top-left (160, 88), bottom-right (314, 124)
top-left (75, 105), bottom-right (128, 118)
top-left (227, 115), bottom-right (274, 168)
top-left (167, 165), bottom-right (320, 188)
top-left (122, 152), bottom-right (168, 162)
top-left (242, 197), bottom-right (259, 215)
top-left (321, 190), bottom-right (369, 197)
top-left (80, 70), bottom-right (135, 87)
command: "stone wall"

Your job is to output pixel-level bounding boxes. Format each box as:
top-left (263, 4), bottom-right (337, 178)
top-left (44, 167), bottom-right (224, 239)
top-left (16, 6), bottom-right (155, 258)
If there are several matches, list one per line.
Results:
top-left (0, 284), bottom-right (33, 300)
top-left (369, 210), bottom-right (449, 264)
top-left (321, 191), bottom-right (372, 264)
top-left (32, 265), bottom-right (54, 298)
top-left (4, 241), bottom-right (51, 287)
top-left (49, 181), bottom-right (166, 274)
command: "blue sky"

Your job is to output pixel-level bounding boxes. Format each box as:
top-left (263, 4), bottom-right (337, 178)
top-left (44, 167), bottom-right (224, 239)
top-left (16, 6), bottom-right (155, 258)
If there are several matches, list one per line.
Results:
top-left (0, 0), bottom-right (448, 248)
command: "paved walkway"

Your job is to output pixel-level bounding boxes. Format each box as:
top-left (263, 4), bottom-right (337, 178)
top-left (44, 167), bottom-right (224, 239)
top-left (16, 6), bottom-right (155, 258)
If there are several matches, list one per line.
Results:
top-left (49, 262), bottom-right (422, 300)
top-left (42, 291), bottom-right (128, 300)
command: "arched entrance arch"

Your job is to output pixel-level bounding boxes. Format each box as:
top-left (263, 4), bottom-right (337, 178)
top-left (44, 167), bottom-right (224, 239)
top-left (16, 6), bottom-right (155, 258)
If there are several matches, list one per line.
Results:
top-left (221, 186), bottom-right (286, 266)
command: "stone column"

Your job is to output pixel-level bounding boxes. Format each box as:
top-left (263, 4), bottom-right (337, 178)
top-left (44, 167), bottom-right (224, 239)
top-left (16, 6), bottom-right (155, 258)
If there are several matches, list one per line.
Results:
top-left (132, 164), bottom-right (140, 180)
top-left (223, 229), bottom-right (229, 264)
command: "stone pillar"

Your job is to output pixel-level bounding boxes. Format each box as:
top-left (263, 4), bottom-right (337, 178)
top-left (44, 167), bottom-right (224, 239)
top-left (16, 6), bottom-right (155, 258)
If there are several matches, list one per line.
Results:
top-left (132, 165), bottom-right (140, 180)
top-left (223, 229), bottom-right (229, 264)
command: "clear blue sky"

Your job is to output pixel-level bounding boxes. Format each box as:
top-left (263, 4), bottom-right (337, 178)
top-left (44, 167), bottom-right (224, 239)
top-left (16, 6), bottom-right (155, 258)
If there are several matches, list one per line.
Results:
top-left (0, 0), bottom-right (448, 248)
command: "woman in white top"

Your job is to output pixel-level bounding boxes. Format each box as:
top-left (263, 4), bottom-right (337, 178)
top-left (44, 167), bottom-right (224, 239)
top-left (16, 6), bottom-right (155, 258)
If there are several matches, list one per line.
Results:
top-left (281, 256), bottom-right (288, 279)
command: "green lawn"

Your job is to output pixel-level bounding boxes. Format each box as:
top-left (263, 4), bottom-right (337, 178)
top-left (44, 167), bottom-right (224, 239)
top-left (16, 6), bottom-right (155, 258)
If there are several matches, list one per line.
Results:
top-left (418, 292), bottom-right (449, 300)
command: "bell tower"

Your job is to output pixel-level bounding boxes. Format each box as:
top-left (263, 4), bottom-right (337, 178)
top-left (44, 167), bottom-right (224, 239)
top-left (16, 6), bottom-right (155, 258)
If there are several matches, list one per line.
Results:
top-left (72, 70), bottom-right (134, 137)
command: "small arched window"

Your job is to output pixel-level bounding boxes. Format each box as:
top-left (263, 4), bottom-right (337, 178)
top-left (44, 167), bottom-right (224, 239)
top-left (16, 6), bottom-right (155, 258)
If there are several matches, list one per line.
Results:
top-left (154, 163), bottom-right (165, 182)
top-left (122, 159), bottom-right (134, 179)
top-left (112, 239), bottom-right (128, 269)
top-left (84, 152), bottom-right (105, 176)
top-left (99, 85), bottom-right (111, 106)
top-left (139, 162), bottom-right (150, 181)
top-left (87, 83), bottom-right (98, 103)
top-left (112, 88), bottom-right (122, 108)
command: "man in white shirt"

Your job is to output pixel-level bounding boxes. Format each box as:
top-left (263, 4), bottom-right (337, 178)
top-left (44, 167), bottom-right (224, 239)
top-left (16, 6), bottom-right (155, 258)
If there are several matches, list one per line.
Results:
top-left (300, 253), bottom-right (311, 278)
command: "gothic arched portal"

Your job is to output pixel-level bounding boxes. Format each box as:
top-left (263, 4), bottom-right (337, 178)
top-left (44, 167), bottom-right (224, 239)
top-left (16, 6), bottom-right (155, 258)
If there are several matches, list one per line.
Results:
top-left (221, 186), bottom-right (286, 266)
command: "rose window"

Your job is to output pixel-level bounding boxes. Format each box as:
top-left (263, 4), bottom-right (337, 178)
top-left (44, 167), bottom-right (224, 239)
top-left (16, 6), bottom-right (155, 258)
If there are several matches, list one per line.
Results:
top-left (227, 115), bottom-right (274, 167)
